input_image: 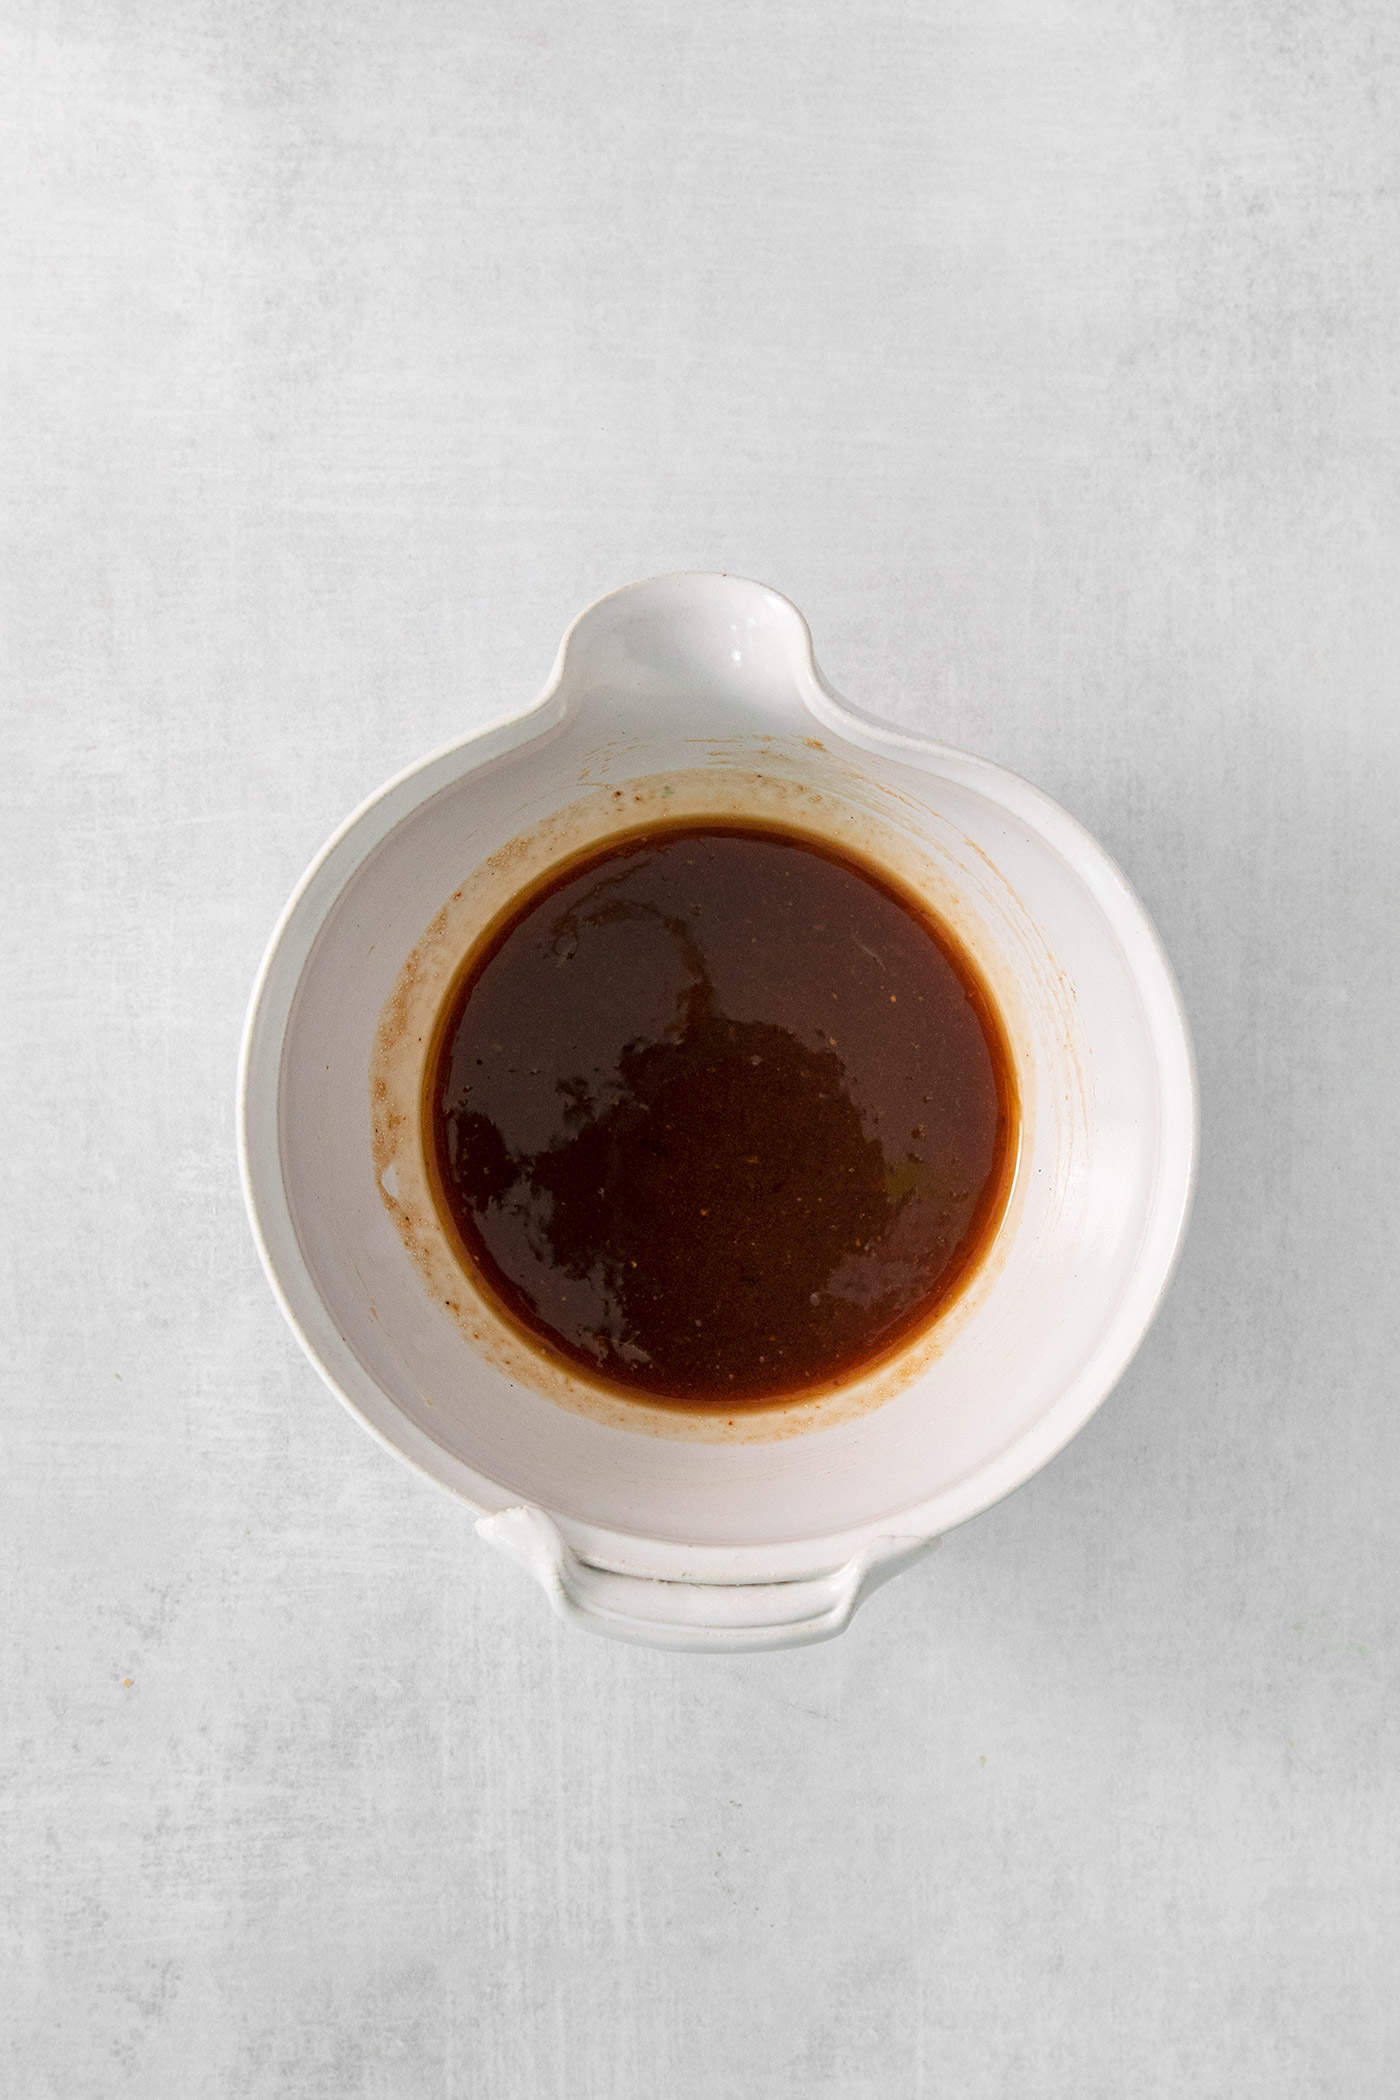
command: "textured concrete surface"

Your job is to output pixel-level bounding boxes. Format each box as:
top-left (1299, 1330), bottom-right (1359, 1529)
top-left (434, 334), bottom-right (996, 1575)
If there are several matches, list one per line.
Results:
top-left (4, 2), bottom-right (1399, 2094)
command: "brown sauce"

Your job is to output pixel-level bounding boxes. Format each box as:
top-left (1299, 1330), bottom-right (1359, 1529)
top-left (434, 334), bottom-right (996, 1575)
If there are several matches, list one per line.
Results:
top-left (426, 822), bottom-right (1015, 1406)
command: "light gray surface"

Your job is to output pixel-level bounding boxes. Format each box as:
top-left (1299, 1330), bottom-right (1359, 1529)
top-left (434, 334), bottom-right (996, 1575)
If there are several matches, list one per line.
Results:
top-left (4, 2), bottom-right (1398, 2094)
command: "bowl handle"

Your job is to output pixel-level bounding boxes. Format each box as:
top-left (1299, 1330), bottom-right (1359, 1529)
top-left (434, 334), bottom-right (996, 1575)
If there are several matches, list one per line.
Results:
top-left (477, 1505), bottom-right (931, 1651)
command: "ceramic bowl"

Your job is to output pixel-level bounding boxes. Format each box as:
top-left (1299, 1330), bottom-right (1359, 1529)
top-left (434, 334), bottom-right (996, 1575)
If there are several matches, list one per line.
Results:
top-left (239, 573), bottom-right (1196, 1649)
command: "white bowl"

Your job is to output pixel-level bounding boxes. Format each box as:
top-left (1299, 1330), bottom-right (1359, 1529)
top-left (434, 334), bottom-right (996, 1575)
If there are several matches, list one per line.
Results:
top-left (239, 574), bottom-right (1196, 1650)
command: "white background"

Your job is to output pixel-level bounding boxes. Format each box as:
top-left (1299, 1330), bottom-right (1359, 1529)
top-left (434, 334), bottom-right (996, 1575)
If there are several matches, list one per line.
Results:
top-left (4, 3), bottom-right (1398, 2094)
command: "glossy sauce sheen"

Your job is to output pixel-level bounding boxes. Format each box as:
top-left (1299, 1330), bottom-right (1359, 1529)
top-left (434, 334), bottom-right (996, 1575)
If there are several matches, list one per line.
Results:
top-left (428, 824), bottom-right (1015, 1405)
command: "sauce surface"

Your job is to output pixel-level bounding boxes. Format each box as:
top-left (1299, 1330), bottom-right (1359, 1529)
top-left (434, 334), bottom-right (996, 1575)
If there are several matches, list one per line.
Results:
top-left (428, 823), bottom-right (1014, 1404)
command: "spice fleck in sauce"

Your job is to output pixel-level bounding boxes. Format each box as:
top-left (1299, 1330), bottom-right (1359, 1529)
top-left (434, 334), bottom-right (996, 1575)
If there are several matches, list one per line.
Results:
top-left (427, 823), bottom-right (1015, 1405)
